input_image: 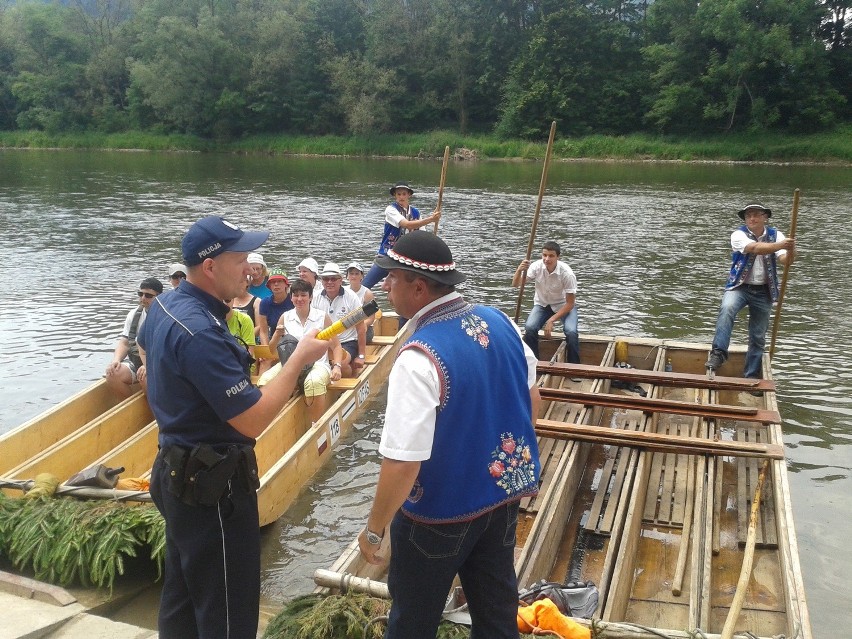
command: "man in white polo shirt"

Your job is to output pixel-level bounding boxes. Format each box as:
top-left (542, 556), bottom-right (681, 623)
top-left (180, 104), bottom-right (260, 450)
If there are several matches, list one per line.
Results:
top-left (312, 262), bottom-right (367, 377)
top-left (512, 240), bottom-right (580, 363)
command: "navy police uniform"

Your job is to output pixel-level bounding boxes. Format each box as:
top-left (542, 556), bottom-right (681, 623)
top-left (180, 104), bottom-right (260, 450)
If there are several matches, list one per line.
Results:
top-left (138, 280), bottom-right (262, 639)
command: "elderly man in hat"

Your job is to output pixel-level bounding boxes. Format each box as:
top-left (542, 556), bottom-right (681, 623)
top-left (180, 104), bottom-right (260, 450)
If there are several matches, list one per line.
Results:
top-left (137, 216), bottom-right (327, 639)
top-left (706, 203), bottom-right (795, 378)
top-left (105, 276), bottom-right (163, 398)
top-left (358, 231), bottom-right (541, 639)
top-left (362, 182), bottom-right (443, 290)
top-left (312, 262), bottom-right (366, 376)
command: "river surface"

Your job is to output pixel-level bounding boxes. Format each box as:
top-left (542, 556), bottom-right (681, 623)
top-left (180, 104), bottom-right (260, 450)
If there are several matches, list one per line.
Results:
top-left (0, 150), bottom-right (849, 635)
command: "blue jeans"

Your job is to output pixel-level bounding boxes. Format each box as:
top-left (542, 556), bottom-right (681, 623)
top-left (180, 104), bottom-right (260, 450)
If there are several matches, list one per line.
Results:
top-left (386, 502), bottom-right (521, 639)
top-left (523, 304), bottom-right (580, 363)
top-left (711, 285), bottom-right (772, 378)
top-left (363, 261), bottom-right (387, 290)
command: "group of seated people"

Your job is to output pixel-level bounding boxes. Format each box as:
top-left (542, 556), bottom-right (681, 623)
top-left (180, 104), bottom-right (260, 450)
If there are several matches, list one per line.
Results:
top-left (105, 255), bottom-right (376, 423)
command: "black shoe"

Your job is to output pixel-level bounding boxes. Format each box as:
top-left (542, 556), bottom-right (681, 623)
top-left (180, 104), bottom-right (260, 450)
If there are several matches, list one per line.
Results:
top-left (705, 349), bottom-right (725, 371)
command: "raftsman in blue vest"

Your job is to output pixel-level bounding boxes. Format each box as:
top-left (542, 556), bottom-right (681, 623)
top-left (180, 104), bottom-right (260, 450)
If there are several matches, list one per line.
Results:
top-left (377, 202), bottom-right (420, 255)
top-left (399, 297), bottom-right (540, 523)
top-left (725, 225), bottom-right (780, 302)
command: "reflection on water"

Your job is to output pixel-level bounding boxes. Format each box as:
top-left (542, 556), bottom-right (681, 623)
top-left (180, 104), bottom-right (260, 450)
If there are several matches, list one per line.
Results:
top-left (0, 150), bottom-right (850, 635)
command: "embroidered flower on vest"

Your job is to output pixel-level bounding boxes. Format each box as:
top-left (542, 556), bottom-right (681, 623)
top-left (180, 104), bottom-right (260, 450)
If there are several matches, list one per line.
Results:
top-left (461, 313), bottom-right (490, 348)
top-left (489, 432), bottom-right (537, 496)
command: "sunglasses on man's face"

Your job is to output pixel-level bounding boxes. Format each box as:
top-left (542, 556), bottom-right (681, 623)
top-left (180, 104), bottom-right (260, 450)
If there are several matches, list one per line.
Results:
top-left (138, 291), bottom-right (156, 299)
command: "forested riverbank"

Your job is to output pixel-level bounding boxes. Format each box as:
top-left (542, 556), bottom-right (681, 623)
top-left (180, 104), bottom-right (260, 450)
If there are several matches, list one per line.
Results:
top-left (0, 0), bottom-right (850, 146)
top-left (3, 126), bottom-right (852, 164)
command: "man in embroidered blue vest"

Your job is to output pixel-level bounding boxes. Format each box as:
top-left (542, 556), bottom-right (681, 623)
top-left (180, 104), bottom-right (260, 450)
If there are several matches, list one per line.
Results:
top-left (706, 203), bottom-right (795, 378)
top-left (358, 230), bottom-right (541, 639)
top-left (362, 182), bottom-right (443, 290)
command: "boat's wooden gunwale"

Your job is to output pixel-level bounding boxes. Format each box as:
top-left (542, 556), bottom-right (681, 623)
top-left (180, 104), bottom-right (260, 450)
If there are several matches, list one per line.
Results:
top-left (0, 379), bottom-right (125, 476)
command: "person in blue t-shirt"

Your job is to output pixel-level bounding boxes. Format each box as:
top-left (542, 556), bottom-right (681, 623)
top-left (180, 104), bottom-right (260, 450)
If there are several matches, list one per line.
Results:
top-left (247, 252), bottom-right (272, 299)
top-left (362, 182), bottom-right (442, 290)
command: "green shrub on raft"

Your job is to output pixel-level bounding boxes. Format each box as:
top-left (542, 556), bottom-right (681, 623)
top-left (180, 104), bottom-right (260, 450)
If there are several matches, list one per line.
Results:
top-left (0, 493), bottom-right (164, 589)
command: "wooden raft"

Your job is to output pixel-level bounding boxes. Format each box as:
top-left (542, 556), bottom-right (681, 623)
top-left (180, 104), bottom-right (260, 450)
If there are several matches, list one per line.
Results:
top-left (737, 426), bottom-right (778, 548)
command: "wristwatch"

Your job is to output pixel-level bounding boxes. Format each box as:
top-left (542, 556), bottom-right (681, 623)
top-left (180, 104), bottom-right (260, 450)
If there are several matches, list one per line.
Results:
top-left (332, 362), bottom-right (341, 369)
top-left (365, 527), bottom-right (383, 545)
top-left (357, 354), bottom-right (365, 360)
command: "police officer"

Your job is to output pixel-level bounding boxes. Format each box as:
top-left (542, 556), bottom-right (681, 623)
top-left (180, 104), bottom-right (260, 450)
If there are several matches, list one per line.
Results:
top-left (138, 215), bottom-right (327, 639)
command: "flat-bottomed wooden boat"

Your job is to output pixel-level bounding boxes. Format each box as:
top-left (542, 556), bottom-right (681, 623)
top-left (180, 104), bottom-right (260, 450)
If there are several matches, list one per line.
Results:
top-left (0, 312), bottom-right (409, 527)
top-left (314, 334), bottom-right (812, 639)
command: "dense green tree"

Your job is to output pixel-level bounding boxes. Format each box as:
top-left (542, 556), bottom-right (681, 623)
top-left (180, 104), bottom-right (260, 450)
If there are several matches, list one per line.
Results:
top-left (4, 3), bottom-right (89, 131)
top-left (0, 0), bottom-right (848, 137)
top-left (128, 2), bottom-right (251, 136)
top-left (822, 0), bottom-right (852, 118)
top-left (496, 0), bottom-right (644, 138)
top-left (643, 0), bottom-right (844, 133)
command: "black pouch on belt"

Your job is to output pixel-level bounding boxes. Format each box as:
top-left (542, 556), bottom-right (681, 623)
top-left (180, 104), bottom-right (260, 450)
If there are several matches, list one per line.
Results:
top-left (236, 445), bottom-right (260, 492)
top-left (162, 446), bottom-right (190, 499)
top-left (185, 444), bottom-right (240, 506)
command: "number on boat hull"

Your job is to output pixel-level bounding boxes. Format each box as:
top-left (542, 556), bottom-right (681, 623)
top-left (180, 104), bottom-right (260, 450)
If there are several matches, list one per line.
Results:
top-left (357, 380), bottom-right (370, 406)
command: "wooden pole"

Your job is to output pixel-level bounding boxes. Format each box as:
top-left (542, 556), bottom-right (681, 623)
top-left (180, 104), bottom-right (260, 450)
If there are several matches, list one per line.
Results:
top-left (720, 460), bottom-right (769, 639)
top-left (513, 120), bottom-right (557, 324)
top-left (768, 188), bottom-right (799, 359)
top-left (535, 420), bottom-right (785, 459)
top-left (672, 422), bottom-right (698, 596)
top-left (433, 145), bottom-right (450, 235)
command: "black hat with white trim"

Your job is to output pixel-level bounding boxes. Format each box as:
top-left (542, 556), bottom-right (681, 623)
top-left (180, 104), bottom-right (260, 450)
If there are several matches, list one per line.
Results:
top-left (375, 231), bottom-right (466, 286)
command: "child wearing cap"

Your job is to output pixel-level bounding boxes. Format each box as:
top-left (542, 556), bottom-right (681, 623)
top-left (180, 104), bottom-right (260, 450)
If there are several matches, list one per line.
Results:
top-left (346, 261), bottom-right (376, 343)
top-left (362, 182), bottom-right (442, 290)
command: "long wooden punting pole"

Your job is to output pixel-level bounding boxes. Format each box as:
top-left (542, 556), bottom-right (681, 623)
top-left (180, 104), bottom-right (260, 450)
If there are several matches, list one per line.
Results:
top-left (537, 362), bottom-right (776, 392)
top-left (513, 120), bottom-right (557, 324)
top-left (769, 188), bottom-right (800, 359)
top-left (721, 460), bottom-right (769, 639)
top-left (535, 420), bottom-right (785, 459)
top-left (433, 145), bottom-right (450, 235)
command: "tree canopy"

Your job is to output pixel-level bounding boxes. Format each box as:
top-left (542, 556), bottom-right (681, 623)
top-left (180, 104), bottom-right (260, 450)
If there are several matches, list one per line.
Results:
top-left (0, 0), bottom-right (848, 138)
